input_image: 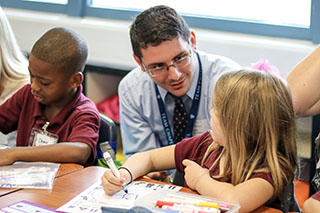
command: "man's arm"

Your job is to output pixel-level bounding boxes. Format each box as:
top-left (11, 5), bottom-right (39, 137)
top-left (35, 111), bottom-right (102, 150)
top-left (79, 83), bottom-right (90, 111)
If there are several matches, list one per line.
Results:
top-left (0, 142), bottom-right (91, 166)
top-left (287, 45), bottom-right (320, 116)
top-left (119, 80), bottom-right (159, 158)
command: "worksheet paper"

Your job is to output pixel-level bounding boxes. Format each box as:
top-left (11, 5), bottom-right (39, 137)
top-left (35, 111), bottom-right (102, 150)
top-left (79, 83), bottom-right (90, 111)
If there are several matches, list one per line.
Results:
top-left (57, 181), bottom-right (182, 213)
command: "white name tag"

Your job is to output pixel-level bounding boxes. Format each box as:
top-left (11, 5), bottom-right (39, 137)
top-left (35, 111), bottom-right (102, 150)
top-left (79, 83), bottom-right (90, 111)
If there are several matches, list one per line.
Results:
top-left (29, 122), bottom-right (58, 147)
top-left (32, 131), bottom-right (58, 146)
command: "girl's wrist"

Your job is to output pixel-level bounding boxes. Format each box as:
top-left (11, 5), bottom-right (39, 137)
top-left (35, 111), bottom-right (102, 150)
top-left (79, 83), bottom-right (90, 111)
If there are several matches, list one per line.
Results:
top-left (119, 166), bottom-right (133, 184)
top-left (196, 172), bottom-right (210, 193)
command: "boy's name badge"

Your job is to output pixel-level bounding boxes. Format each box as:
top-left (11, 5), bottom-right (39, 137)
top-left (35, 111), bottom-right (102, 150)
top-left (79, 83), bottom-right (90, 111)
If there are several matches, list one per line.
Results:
top-left (29, 122), bottom-right (58, 147)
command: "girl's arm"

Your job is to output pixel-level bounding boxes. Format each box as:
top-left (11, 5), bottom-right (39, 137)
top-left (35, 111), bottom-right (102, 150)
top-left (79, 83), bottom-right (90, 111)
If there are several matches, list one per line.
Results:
top-left (183, 160), bottom-right (273, 213)
top-left (101, 144), bottom-right (176, 195)
top-left (287, 44), bottom-right (320, 116)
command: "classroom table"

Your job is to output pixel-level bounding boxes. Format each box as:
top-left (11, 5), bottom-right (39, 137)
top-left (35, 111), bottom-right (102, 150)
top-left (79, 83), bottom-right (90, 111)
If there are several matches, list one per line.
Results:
top-left (0, 163), bottom-right (83, 198)
top-left (0, 166), bottom-right (282, 212)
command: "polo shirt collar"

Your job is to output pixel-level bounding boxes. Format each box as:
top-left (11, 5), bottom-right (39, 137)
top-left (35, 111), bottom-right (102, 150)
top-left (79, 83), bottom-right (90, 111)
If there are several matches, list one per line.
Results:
top-left (33, 85), bottom-right (83, 126)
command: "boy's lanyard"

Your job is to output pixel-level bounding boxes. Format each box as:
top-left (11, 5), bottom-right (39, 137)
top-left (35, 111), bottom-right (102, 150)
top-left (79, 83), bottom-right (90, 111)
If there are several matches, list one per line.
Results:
top-left (155, 52), bottom-right (202, 146)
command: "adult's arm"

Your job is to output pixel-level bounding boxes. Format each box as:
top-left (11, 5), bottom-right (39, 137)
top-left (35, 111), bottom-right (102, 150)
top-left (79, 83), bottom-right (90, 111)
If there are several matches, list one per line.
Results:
top-left (118, 79), bottom-right (159, 158)
top-left (303, 195), bottom-right (320, 213)
top-left (287, 45), bottom-right (320, 116)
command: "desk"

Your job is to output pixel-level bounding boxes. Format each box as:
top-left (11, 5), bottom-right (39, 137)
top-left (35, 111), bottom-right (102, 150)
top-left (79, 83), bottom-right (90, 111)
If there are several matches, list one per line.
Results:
top-left (0, 163), bottom-right (83, 198)
top-left (55, 163), bottom-right (83, 177)
top-left (0, 166), bottom-right (281, 212)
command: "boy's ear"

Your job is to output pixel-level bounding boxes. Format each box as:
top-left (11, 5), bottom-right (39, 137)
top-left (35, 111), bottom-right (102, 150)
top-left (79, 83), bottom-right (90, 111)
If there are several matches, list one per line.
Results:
top-left (69, 72), bottom-right (83, 88)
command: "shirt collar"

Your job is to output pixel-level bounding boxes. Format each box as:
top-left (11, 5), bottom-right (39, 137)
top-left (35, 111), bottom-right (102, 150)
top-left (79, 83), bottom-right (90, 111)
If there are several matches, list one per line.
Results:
top-left (33, 85), bottom-right (83, 125)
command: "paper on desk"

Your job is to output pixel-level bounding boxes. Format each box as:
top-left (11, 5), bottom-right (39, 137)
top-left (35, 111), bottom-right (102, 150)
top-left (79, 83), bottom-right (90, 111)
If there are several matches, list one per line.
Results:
top-left (57, 181), bottom-right (182, 213)
top-left (0, 162), bottom-right (60, 189)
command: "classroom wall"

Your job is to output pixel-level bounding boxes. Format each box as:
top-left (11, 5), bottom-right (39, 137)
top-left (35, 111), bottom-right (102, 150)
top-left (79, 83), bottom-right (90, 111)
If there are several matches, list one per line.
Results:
top-left (4, 7), bottom-right (316, 158)
top-left (4, 7), bottom-right (317, 104)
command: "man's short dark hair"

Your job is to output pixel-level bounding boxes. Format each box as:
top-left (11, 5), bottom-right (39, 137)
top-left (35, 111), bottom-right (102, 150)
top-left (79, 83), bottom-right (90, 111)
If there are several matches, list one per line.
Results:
top-left (31, 27), bottom-right (88, 74)
top-left (130, 5), bottom-right (190, 59)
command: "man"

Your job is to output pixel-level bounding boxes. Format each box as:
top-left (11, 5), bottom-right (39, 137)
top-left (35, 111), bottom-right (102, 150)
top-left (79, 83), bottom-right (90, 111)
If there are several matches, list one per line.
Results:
top-left (119, 5), bottom-right (241, 181)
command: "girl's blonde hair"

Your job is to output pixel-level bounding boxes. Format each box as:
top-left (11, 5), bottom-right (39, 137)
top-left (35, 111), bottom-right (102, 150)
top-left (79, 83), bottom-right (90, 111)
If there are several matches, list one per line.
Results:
top-left (0, 6), bottom-right (29, 100)
top-left (202, 69), bottom-right (297, 199)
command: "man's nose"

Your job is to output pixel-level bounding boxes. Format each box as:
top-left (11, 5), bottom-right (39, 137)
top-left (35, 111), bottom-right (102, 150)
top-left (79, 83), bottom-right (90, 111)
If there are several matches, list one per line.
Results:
top-left (167, 65), bottom-right (181, 80)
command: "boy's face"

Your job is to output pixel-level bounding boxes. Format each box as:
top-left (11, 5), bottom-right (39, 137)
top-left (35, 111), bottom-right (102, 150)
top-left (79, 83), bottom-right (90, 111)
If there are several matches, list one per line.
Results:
top-left (134, 33), bottom-right (197, 97)
top-left (28, 54), bottom-right (76, 107)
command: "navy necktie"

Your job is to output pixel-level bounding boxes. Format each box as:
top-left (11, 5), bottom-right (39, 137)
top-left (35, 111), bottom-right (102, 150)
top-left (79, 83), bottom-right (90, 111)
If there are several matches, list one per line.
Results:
top-left (173, 97), bottom-right (188, 143)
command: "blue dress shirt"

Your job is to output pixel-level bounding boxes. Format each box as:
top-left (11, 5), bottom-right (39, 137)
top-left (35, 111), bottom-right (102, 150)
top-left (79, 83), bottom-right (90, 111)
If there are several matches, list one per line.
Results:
top-left (119, 51), bottom-right (241, 158)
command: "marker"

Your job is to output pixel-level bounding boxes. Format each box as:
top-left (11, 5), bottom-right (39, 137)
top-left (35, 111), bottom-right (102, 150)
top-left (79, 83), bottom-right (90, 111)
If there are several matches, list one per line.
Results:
top-left (161, 205), bottom-right (219, 213)
top-left (103, 152), bottom-right (128, 193)
top-left (165, 195), bottom-right (229, 211)
top-left (164, 199), bottom-right (219, 209)
top-left (197, 202), bottom-right (219, 209)
top-left (155, 201), bottom-right (220, 213)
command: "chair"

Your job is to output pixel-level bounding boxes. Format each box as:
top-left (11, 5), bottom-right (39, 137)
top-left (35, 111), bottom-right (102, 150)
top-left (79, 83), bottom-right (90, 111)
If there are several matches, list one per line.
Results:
top-left (266, 182), bottom-right (301, 212)
top-left (95, 113), bottom-right (118, 166)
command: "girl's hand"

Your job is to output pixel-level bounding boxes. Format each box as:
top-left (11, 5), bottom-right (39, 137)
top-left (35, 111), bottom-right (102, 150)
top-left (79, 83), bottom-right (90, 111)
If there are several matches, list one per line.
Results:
top-left (101, 169), bottom-right (127, 195)
top-left (182, 159), bottom-right (209, 190)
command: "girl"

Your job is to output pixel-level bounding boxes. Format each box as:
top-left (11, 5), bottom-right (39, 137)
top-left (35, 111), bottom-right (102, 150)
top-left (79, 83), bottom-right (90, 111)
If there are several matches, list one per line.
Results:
top-left (101, 69), bottom-right (297, 212)
top-left (0, 6), bottom-right (29, 147)
top-left (0, 6), bottom-right (29, 104)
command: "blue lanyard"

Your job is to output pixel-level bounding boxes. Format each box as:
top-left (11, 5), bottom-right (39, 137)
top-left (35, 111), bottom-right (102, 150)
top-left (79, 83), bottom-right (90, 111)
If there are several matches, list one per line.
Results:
top-left (155, 52), bottom-right (202, 146)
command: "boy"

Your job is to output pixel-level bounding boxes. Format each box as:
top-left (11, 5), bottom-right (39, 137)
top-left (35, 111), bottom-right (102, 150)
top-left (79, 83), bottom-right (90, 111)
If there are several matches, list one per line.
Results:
top-left (0, 27), bottom-right (100, 166)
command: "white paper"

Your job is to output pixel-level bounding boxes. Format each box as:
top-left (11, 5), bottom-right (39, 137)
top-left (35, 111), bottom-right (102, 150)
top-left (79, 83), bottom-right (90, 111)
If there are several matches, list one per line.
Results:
top-left (58, 180), bottom-right (181, 213)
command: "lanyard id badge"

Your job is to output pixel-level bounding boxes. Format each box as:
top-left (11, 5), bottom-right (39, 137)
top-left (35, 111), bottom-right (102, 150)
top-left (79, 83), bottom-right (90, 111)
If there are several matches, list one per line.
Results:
top-left (29, 122), bottom-right (59, 147)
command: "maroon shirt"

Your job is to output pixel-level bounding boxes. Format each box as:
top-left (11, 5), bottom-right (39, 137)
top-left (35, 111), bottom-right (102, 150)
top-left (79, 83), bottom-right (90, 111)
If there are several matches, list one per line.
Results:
top-left (175, 131), bottom-right (273, 184)
top-left (175, 131), bottom-right (285, 207)
top-left (0, 84), bottom-right (100, 164)
top-left (311, 190), bottom-right (320, 201)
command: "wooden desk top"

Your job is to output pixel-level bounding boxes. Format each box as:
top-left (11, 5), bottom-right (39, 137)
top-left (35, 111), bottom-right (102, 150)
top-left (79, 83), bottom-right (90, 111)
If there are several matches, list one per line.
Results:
top-left (0, 166), bottom-right (107, 208)
top-left (0, 166), bottom-right (282, 212)
top-left (55, 163), bottom-right (83, 177)
top-left (0, 163), bottom-right (83, 198)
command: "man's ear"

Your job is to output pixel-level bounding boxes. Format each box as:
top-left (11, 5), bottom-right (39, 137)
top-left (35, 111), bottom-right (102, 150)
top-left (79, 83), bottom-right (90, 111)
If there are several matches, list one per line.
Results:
top-left (190, 31), bottom-right (197, 52)
top-left (133, 54), bottom-right (146, 72)
top-left (70, 72), bottom-right (83, 88)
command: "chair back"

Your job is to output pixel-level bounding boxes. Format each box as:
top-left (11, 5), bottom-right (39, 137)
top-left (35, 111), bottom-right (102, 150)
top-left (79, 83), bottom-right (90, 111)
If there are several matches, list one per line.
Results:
top-left (95, 113), bottom-right (117, 166)
top-left (266, 182), bottom-right (301, 213)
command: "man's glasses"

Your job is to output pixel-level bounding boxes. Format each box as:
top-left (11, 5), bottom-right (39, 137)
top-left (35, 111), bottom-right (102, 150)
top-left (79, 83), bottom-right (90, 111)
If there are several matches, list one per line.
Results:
top-left (142, 50), bottom-right (192, 77)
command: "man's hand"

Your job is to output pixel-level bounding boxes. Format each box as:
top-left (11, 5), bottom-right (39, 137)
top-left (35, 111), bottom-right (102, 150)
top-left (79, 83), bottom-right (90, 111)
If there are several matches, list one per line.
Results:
top-left (146, 170), bottom-right (169, 181)
top-left (182, 159), bottom-right (209, 190)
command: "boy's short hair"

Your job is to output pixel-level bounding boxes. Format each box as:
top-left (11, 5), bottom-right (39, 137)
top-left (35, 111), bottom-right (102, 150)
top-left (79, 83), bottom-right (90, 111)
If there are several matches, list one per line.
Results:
top-left (130, 5), bottom-right (190, 59)
top-left (31, 27), bottom-right (88, 74)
